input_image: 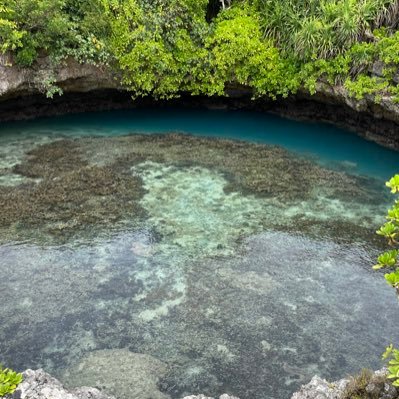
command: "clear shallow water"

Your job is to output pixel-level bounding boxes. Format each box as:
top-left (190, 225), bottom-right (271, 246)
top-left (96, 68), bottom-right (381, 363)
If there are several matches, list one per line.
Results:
top-left (0, 108), bottom-right (399, 399)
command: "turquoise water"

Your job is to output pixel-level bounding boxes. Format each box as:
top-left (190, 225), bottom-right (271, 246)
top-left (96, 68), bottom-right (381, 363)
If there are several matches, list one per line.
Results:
top-left (1, 107), bottom-right (399, 179)
top-left (0, 108), bottom-right (399, 399)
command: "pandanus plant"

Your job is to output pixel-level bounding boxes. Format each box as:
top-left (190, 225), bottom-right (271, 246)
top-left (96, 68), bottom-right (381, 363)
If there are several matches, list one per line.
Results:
top-left (253, 0), bottom-right (399, 60)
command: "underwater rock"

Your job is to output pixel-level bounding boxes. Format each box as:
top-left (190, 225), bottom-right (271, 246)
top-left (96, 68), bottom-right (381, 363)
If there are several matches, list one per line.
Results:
top-left (10, 369), bottom-right (115, 399)
top-left (62, 349), bottom-right (170, 399)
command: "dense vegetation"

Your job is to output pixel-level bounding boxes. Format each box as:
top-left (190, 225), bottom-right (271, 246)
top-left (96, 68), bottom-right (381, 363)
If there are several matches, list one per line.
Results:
top-left (374, 175), bottom-right (399, 388)
top-left (1, 0), bottom-right (399, 100)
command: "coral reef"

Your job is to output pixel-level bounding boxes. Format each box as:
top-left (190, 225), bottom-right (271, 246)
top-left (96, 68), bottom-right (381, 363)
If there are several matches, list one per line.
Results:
top-left (0, 133), bottom-right (397, 399)
top-left (0, 139), bottom-right (145, 242)
top-left (0, 133), bottom-right (387, 243)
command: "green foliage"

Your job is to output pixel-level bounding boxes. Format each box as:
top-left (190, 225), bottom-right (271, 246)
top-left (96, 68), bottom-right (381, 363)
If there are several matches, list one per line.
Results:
top-left (373, 249), bottom-right (399, 269)
top-left (252, 0), bottom-right (397, 61)
top-left (299, 55), bottom-right (350, 94)
top-left (1, 0), bottom-right (399, 102)
top-left (375, 176), bottom-right (399, 389)
top-left (0, 365), bottom-right (23, 397)
top-left (385, 271), bottom-right (399, 287)
top-left (0, 0), bottom-right (109, 66)
top-left (0, 6), bottom-right (25, 53)
top-left (344, 75), bottom-right (389, 102)
top-left (382, 345), bottom-right (399, 387)
top-left (386, 175), bottom-right (399, 193)
top-left (101, 0), bottom-right (209, 97)
top-left (375, 174), bottom-right (399, 287)
top-left (342, 369), bottom-right (375, 399)
top-left (202, 6), bottom-right (299, 97)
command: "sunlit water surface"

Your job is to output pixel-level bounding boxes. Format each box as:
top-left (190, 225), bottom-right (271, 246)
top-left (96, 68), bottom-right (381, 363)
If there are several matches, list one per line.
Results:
top-left (0, 108), bottom-right (399, 399)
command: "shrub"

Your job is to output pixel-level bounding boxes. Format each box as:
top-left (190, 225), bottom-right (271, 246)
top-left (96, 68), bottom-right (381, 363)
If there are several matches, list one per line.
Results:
top-left (382, 345), bottom-right (399, 388)
top-left (0, 365), bottom-right (23, 397)
top-left (373, 175), bottom-right (399, 389)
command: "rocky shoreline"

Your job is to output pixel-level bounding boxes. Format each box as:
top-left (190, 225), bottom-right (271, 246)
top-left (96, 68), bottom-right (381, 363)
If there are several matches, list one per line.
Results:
top-left (0, 54), bottom-right (399, 150)
top-left (7, 369), bottom-right (239, 399)
top-left (6, 368), bottom-right (398, 399)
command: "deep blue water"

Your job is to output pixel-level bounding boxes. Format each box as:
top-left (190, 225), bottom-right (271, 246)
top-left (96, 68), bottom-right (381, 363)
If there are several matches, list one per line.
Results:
top-left (1, 107), bottom-right (399, 180)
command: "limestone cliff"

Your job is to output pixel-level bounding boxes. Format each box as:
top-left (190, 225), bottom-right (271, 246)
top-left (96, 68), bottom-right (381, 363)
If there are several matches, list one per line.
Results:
top-left (0, 54), bottom-right (399, 149)
top-left (0, 54), bottom-right (117, 101)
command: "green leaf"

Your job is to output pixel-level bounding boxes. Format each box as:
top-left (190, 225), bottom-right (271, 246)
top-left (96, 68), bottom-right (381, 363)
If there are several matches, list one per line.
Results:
top-left (0, 366), bottom-right (23, 397)
top-left (385, 270), bottom-right (399, 287)
top-left (383, 344), bottom-right (394, 360)
top-left (386, 175), bottom-right (399, 194)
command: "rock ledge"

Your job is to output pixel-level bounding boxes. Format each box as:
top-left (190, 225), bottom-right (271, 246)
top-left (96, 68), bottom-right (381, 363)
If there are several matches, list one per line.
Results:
top-left (6, 368), bottom-right (399, 399)
top-left (8, 369), bottom-right (115, 399)
top-left (6, 369), bottom-right (239, 399)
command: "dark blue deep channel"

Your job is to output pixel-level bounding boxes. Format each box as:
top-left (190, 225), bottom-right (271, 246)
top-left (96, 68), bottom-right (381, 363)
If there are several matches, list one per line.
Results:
top-left (2, 107), bottom-right (399, 179)
top-left (0, 107), bottom-right (399, 399)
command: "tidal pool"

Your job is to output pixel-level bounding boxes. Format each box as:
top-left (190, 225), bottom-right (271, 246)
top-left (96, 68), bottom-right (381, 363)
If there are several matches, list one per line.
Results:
top-left (0, 108), bottom-right (398, 399)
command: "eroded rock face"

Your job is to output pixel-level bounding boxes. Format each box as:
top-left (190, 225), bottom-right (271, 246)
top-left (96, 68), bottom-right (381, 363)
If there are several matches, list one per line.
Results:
top-left (291, 375), bottom-right (349, 399)
top-left (9, 369), bottom-right (115, 399)
top-left (0, 53), bottom-right (117, 101)
top-left (11, 369), bottom-right (398, 399)
top-left (7, 369), bottom-right (240, 399)
top-left (1, 54), bottom-right (399, 151)
top-left (291, 369), bottom-right (399, 399)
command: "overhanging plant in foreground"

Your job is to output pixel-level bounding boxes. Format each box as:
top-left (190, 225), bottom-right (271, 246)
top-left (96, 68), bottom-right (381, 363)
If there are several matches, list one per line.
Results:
top-left (0, 365), bottom-right (23, 396)
top-left (382, 345), bottom-right (399, 387)
top-left (373, 174), bottom-right (399, 387)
